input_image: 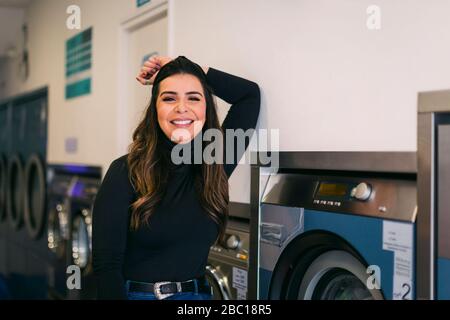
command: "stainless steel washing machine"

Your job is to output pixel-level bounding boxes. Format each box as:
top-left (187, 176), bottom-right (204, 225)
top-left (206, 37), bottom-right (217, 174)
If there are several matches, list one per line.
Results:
top-left (66, 166), bottom-right (101, 300)
top-left (206, 216), bottom-right (250, 300)
top-left (46, 164), bottom-right (101, 300)
top-left (249, 152), bottom-right (418, 300)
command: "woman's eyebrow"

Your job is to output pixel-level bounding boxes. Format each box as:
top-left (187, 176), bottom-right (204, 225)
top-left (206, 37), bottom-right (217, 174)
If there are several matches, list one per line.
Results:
top-left (160, 91), bottom-right (203, 97)
top-left (186, 91), bottom-right (203, 97)
top-left (160, 91), bottom-right (177, 96)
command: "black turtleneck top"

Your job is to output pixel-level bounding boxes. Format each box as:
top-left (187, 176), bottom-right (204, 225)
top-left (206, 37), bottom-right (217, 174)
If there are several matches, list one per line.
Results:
top-left (92, 68), bottom-right (260, 299)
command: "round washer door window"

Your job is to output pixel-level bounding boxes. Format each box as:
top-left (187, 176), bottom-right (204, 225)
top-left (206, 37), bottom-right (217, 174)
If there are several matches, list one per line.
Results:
top-left (312, 269), bottom-right (374, 300)
top-left (24, 154), bottom-right (46, 239)
top-left (206, 265), bottom-right (231, 300)
top-left (297, 250), bottom-right (383, 300)
top-left (6, 154), bottom-right (25, 230)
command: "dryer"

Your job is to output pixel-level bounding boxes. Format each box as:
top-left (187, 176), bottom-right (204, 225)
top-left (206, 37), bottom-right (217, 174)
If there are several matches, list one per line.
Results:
top-left (250, 152), bottom-right (417, 300)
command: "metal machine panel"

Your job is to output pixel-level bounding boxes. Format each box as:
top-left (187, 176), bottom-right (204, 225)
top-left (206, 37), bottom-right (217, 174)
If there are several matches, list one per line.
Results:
top-left (438, 125), bottom-right (450, 259)
top-left (417, 88), bottom-right (450, 299)
top-left (252, 151), bottom-right (417, 174)
top-left (262, 173), bottom-right (416, 223)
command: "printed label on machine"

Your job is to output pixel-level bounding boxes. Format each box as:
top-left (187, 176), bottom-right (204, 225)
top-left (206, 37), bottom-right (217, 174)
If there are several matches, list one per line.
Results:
top-left (232, 267), bottom-right (248, 299)
top-left (382, 221), bottom-right (413, 300)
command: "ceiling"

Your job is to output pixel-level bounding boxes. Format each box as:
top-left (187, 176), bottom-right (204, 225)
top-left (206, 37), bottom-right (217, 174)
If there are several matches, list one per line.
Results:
top-left (0, 0), bottom-right (33, 8)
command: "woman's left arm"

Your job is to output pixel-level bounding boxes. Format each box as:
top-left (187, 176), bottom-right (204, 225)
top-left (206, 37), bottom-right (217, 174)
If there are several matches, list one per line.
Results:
top-left (205, 67), bottom-right (261, 177)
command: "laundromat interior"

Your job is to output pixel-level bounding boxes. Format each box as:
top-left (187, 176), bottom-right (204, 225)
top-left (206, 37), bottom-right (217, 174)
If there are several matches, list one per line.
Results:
top-left (0, 0), bottom-right (449, 300)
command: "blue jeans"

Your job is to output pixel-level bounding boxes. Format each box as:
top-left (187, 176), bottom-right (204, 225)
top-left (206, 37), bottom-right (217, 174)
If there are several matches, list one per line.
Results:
top-left (125, 279), bottom-right (212, 301)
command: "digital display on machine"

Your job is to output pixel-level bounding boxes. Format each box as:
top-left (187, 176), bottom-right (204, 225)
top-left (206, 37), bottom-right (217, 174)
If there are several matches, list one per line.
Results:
top-left (316, 182), bottom-right (348, 197)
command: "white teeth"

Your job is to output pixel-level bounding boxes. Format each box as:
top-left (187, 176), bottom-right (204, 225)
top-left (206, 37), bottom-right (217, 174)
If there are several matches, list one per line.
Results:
top-left (172, 120), bottom-right (193, 125)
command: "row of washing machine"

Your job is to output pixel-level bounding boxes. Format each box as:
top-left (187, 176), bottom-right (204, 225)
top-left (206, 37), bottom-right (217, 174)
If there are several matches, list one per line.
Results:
top-left (0, 87), bottom-right (50, 299)
top-left (0, 162), bottom-right (102, 299)
top-left (0, 153), bottom-right (47, 239)
top-left (0, 87), bottom-right (48, 240)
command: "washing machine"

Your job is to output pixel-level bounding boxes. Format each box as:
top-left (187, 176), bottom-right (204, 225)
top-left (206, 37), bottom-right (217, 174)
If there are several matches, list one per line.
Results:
top-left (21, 88), bottom-right (48, 241)
top-left (46, 165), bottom-right (72, 299)
top-left (46, 164), bottom-right (101, 300)
top-left (207, 215), bottom-right (250, 300)
top-left (66, 167), bottom-right (101, 300)
top-left (250, 152), bottom-right (417, 300)
top-left (3, 88), bottom-right (47, 235)
top-left (0, 88), bottom-right (48, 299)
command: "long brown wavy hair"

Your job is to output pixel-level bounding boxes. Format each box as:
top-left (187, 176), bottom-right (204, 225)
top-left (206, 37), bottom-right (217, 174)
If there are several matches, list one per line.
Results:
top-left (127, 56), bottom-right (229, 243)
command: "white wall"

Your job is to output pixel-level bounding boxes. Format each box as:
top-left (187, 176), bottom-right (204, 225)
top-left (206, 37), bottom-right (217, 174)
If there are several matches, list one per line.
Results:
top-left (0, 7), bottom-right (25, 98)
top-left (172, 0), bottom-right (450, 202)
top-left (0, 7), bottom-right (25, 59)
top-left (2, 0), bottom-right (450, 203)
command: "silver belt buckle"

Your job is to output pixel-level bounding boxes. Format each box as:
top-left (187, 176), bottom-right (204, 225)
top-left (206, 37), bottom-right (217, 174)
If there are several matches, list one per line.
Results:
top-left (154, 281), bottom-right (181, 300)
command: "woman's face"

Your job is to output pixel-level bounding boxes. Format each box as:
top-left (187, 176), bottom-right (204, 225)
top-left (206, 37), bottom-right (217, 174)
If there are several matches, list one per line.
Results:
top-left (156, 73), bottom-right (206, 144)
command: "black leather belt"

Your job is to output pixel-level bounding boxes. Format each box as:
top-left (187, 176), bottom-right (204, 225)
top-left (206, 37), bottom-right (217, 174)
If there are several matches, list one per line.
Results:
top-left (128, 276), bottom-right (211, 300)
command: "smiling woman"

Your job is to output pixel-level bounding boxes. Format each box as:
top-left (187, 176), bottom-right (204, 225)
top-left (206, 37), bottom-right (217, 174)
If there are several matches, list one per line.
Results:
top-left (157, 73), bottom-right (207, 144)
top-left (92, 56), bottom-right (260, 300)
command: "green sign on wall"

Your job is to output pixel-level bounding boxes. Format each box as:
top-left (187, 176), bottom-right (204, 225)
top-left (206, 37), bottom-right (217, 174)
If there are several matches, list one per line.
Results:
top-left (137, 0), bottom-right (151, 8)
top-left (65, 27), bottom-right (92, 99)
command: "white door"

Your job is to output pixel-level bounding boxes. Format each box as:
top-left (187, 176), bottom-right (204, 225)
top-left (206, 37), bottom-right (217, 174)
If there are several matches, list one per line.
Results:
top-left (125, 11), bottom-right (168, 150)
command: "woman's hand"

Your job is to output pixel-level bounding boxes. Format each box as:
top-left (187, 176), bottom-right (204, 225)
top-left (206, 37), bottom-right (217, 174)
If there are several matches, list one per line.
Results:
top-left (136, 56), bottom-right (172, 86)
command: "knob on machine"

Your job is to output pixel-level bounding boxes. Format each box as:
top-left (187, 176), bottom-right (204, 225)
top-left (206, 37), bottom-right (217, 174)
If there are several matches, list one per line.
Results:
top-left (226, 234), bottom-right (240, 250)
top-left (351, 182), bottom-right (372, 201)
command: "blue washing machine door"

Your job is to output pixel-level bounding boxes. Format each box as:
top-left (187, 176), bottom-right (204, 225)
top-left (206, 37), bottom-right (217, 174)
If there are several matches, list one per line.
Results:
top-left (268, 231), bottom-right (384, 300)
